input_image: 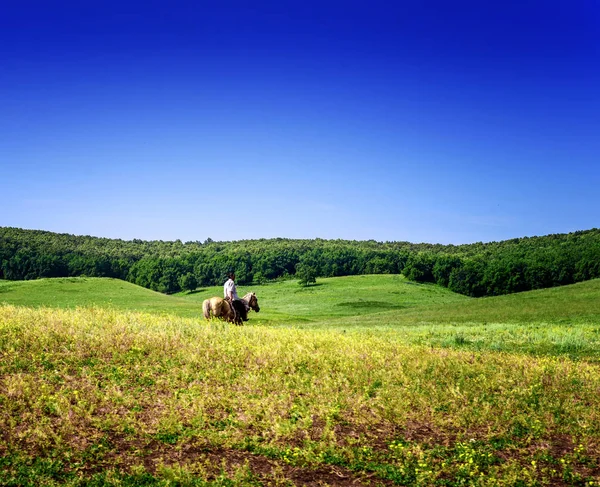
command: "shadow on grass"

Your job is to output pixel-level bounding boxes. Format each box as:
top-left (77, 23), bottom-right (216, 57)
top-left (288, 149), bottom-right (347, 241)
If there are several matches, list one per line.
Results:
top-left (336, 301), bottom-right (406, 310)
top-left (187, 289), bottom-right (207, 295)
top-left (295, 283), bottom-right (325, 290)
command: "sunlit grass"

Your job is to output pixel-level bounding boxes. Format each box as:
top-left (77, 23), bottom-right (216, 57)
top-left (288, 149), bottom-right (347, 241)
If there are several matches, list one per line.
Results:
top-left (2, 276), bottom-right (600, 483)
top-left (0, 277), bottom-right (201, 318)
top-left (1, 304), bottom-right (599, 485)
top-left (3, 277), bottom-right (600, 362)
top-left (0, 274), bottom-right (469, 326)
top-left (4, 275), bottom-right (600, 328)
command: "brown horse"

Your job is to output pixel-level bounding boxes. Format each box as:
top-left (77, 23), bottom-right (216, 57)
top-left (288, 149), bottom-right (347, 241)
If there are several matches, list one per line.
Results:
top-left (202, 292), bottom-right (260, 325)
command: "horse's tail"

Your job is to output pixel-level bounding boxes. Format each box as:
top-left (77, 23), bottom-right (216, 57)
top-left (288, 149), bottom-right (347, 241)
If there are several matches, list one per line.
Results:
top-left (202, 299), bottom-right (211, 319)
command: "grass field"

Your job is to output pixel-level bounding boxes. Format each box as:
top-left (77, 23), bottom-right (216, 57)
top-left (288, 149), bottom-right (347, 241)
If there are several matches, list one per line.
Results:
top-left (3, 276), bottom-right (600, 360)
top-left (0, 275), bottom-right (468, 322)
top-left (0, 278), bottom-right (200, 318)
top-left (1, 276), bottom-right (599, 485)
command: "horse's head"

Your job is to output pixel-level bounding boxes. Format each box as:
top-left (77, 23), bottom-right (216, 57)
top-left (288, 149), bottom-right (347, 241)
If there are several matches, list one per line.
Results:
top-left (247, 292), bottom-right (260, 312)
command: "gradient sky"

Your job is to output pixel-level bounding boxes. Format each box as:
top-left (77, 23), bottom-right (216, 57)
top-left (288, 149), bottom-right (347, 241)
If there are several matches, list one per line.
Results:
top-left (2, 1), bottom-right (599, 244)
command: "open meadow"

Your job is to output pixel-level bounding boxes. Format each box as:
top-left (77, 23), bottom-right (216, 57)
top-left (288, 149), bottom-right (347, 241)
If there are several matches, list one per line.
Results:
top-left (1, 276), bottom-right (599, 486)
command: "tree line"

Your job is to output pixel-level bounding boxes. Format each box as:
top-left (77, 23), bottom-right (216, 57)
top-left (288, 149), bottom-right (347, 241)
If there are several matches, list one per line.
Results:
top-left (1, 226), bottom-right (599, 297)
top-left (402, 230), bottom-right (600, 296)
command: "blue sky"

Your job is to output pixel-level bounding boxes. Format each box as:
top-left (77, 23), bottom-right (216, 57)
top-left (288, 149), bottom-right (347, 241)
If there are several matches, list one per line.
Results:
top-left (2, 1), bottom-right (599, 244)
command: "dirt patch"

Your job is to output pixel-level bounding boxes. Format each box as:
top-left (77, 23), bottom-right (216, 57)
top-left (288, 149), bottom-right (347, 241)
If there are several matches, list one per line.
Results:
top-left (203, 448), bottom-right (393, 487)
top-left (82, 435), bottom-right (393, 486)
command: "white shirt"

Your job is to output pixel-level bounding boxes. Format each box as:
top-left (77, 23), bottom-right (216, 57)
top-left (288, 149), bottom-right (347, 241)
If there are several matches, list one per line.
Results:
top-left (223, 278), bottom-right (239, 300)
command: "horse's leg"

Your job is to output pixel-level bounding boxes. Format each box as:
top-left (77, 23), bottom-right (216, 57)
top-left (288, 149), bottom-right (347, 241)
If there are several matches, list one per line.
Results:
top-left (221, 302), bottom-right (231, 322)
top-left (231, 302), bottom-right (239, 324)
top-left (203, 299), bottom-right (214, 320)
top-left (222, 300), bottom-right (233, 323)
top-left (233, 307), bottom-right (242, 325)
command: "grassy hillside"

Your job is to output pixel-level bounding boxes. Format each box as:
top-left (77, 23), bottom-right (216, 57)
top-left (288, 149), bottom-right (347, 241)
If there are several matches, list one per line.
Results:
top-left (0, 275), bottom-right (468, 323)
top-left (3, 276), bottom-right (600, 361)
top-left (387, 278), bottom-right (600, 325)
top-left (1, 305), bottom-right (599, 486)
top-left (313, 279), bottom-right (600, 361)
top-left (0, 277), bottom-right (201, 318)
top-left (11, 274), bottom-right (600, 325)
top-left (185, 274), bottom-right (470, 325)
top-left (5, 275), bottom-right (600, 327)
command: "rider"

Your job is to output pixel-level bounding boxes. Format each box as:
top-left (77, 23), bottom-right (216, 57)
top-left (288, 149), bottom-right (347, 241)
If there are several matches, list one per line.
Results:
top-left (223, 272), bottom-right (249, 320)
top-left (223, 272), bottom-right (239, 303)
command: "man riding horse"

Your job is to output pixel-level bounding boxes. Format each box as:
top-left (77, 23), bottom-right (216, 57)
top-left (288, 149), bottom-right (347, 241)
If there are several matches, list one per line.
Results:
top-left (202, 272), bottom-right (259, 325)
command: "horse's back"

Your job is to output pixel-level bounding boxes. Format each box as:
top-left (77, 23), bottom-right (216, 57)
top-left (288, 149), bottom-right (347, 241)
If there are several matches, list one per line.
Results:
top-left (203, 296), bottom-right (229, 320)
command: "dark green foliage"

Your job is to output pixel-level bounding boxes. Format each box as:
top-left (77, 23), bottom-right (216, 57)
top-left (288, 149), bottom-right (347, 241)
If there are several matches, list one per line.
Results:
top-left (403, 253), bottom-right (436, 283)
top-left (432, 254), bottom-right (463, 287)
top-left (0, 228), bottom-right (407, 293)
top-left (1, 226), bottom-right (600, 298)
top-left (296, 262), bottom-right (317, 287)
top-left (296, 252), bottom-right (319, 286)
top-left (179, 272), bottom-right (198, 293)
top-left (448, 259), bottom-right (487, 297)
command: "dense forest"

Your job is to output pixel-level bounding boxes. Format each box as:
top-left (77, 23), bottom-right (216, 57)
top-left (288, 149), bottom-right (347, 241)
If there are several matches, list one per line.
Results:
top-left (1, 226), bottom-right (599, 297)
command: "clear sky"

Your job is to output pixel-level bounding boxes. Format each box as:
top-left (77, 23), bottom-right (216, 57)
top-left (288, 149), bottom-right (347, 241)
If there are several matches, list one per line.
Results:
top-left (2, 1), bottom-right (599, 244)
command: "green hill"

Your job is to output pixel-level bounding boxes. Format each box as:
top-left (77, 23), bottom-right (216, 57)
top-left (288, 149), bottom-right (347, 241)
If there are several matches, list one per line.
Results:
top-left (2, 276), bottom-right (600, 360)
top-left (0, 275), bottom-right (467, 322)
top-left (3, 275), bottom-right (600, 328)
top-left (0, 277), bottom-right (200, 318)
top-left (348, 278), bottom-right (600, 326)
